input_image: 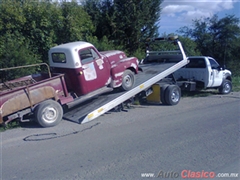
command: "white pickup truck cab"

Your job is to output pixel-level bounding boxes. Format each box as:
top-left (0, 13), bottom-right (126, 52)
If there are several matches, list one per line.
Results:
top-left (174, 56), bottom-right (232, 94)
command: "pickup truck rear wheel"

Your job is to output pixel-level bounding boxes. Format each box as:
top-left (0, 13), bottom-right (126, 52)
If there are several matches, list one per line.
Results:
top-left (165, 85), bottom-right (181, 105)
top-left (219, 80), bottom-right (232, 94)
top-left (35, 100), bottom-right (63, 127)
top-left (121, 70), bottom-right (135, 91)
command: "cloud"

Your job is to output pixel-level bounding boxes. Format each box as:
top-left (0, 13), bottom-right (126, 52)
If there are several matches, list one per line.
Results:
top-left (162, 5), bottom-right (195, 17)
top-left (159, 0), bottom-right (238, 33)
top-left (162, 0), bottom-right (235, 19)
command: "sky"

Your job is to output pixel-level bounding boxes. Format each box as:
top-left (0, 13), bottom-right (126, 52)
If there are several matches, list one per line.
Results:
top-left (159, 0), bottom-right (240, 35)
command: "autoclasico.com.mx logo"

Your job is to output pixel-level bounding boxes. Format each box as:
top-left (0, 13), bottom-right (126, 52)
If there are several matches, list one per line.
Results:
top-left (141, 170), bottom-right (239, 178)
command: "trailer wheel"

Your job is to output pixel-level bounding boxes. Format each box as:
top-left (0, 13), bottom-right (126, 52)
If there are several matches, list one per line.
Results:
top-left (121, 70), bottom-right (135, 91)
top-left (219, 80), bottom-right (232, 94)
top-left (160, 84), bottom-right (169, 105)
top-left (35, 100), bottom-right (63, 127)
top-left (165, 85), bottom-right (181, 105)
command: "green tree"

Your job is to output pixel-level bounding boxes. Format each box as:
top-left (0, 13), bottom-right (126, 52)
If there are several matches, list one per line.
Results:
top-left (178, 36), bottom-right (201, 56)
top-left (58, 0), bottom-right (95, 43)
top-left (178, 15), bottom-right (240, 75)
top-left (21, 0), bottom-right (60, 62)
top-left (83, 0), bottom-right (115, 40)
top-left (113, 0), bottom-right (163, 54)
top-left (0, 0), bottom-right (40, 80)
top-left (0, 35), bottom-right (41, 81)
top-left (0, 0), bottom-right (95, 67)
top-left (83, 0), bottom-right (163, 54)
top-left (0, 0), bottom-right (26, 36)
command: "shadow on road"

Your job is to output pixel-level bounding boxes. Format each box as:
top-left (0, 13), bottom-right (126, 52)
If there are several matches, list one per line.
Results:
top-left (23, 122), bottom-right (101, 142)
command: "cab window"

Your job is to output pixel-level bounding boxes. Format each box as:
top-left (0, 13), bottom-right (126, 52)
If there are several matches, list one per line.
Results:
top-left (79, 48), bottom-right (100, 64)
top-left (52, 53), bottom-right (66, 63)
top-left (186, 58), bottom-right (206, 68)
top-left (209, 58), bottom-right (220, 69)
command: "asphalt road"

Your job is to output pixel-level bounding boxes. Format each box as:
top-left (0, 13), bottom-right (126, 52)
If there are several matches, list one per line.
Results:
top-left (1, 92), bottom-right (240, 180)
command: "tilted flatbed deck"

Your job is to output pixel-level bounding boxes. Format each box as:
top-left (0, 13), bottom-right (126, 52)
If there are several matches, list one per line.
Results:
top-left (63, 58), bottom-right (188, 124)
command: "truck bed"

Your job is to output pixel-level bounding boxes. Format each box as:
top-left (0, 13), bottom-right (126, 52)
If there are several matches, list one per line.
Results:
top-left (0, 73), bottom-right (68, 124)
top-left (0, 73), bottom-right (60, 93)
top-left (63, 60), bottom-right (188, 124)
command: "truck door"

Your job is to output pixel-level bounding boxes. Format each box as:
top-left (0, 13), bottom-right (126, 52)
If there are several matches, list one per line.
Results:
top-left (78, 47), bottom-right (111, 95)
top-left (208, 58), bottom-right (223, 87)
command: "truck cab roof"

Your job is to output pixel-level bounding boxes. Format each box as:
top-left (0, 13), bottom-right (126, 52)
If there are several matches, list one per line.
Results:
top-left (188, 56), bottom-right (211, 59)
top-left (49, 41), bottom-right (96, 69)
top-left (50, 41), bottom-right (93, 52)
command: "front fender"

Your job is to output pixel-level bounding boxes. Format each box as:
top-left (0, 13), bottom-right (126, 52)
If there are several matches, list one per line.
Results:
top-left (223, 70), bottom-right (232, 81)
top-left (111, 57), bottom-right (138, 87)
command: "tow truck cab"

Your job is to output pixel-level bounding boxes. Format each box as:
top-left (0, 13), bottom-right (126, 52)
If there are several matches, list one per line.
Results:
top-left (174, 56), bottom-right (232, 93)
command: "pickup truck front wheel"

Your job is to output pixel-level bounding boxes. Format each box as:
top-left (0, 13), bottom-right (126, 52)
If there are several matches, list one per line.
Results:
top-left (35, 100), bottom-right (63, 127)
top-left (121, 70), bottom-right (135, 91)
top-left (219, 80), bottom-right (232, 94)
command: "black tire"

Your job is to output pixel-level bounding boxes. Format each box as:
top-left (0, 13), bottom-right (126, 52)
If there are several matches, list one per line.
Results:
top-left (165, 85), bottom-right (181, 105)
top-left (160, 84), bottom-right (169, 105)
top-left (35, 100), bottom-right (63, 127)
top-left (219, 80), bottom-right (232, 94)
top-left (121, 70), bottom-right (135, 91)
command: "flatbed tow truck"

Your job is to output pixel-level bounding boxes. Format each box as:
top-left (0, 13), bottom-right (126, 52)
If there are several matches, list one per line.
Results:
top-left (64, 36), bottom-right (188, 124)
top-left (0, 36), bottom-right (188, 127)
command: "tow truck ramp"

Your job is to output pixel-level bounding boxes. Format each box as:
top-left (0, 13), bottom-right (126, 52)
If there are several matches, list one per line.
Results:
top-left (63, 57), bottom-right (188, 124)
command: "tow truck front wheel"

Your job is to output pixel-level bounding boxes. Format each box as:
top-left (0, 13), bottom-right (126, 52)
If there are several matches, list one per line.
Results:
top-left (121, 70), bottom-right (135, 91)
top-left (35, 100), bottom-right (63, 127)
top-left (219, 80), bottom-right (232, 94)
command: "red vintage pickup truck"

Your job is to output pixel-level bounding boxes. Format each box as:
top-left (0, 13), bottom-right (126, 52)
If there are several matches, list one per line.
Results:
top-left (0, 41), bottom-right (139, 127)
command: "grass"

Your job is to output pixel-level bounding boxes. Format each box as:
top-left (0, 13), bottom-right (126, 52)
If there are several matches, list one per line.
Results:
top-left (181, 90), bottom-right (218, 97)
top-left (0, 121), bottom-right (21, 132)
top-left (232, 76), bottom-right (240, 92)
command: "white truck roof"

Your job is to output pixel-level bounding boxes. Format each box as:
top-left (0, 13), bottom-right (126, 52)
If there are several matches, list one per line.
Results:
top-left (49, 41), bottom-right (94, 69)
top-left (50, 41), bottom-right (93, 52)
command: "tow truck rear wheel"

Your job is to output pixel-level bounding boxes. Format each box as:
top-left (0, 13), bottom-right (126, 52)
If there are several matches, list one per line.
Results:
top-left (219, 80), bottom-right (232, 94)
top-left (121, 70), bottom-right (135, 91)
top-left (35, 100), bottom-right (63, 127)
top-left (165, 85), bottom-right (181, 105)
top-left (160, 84), bottom-right (169, 105)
